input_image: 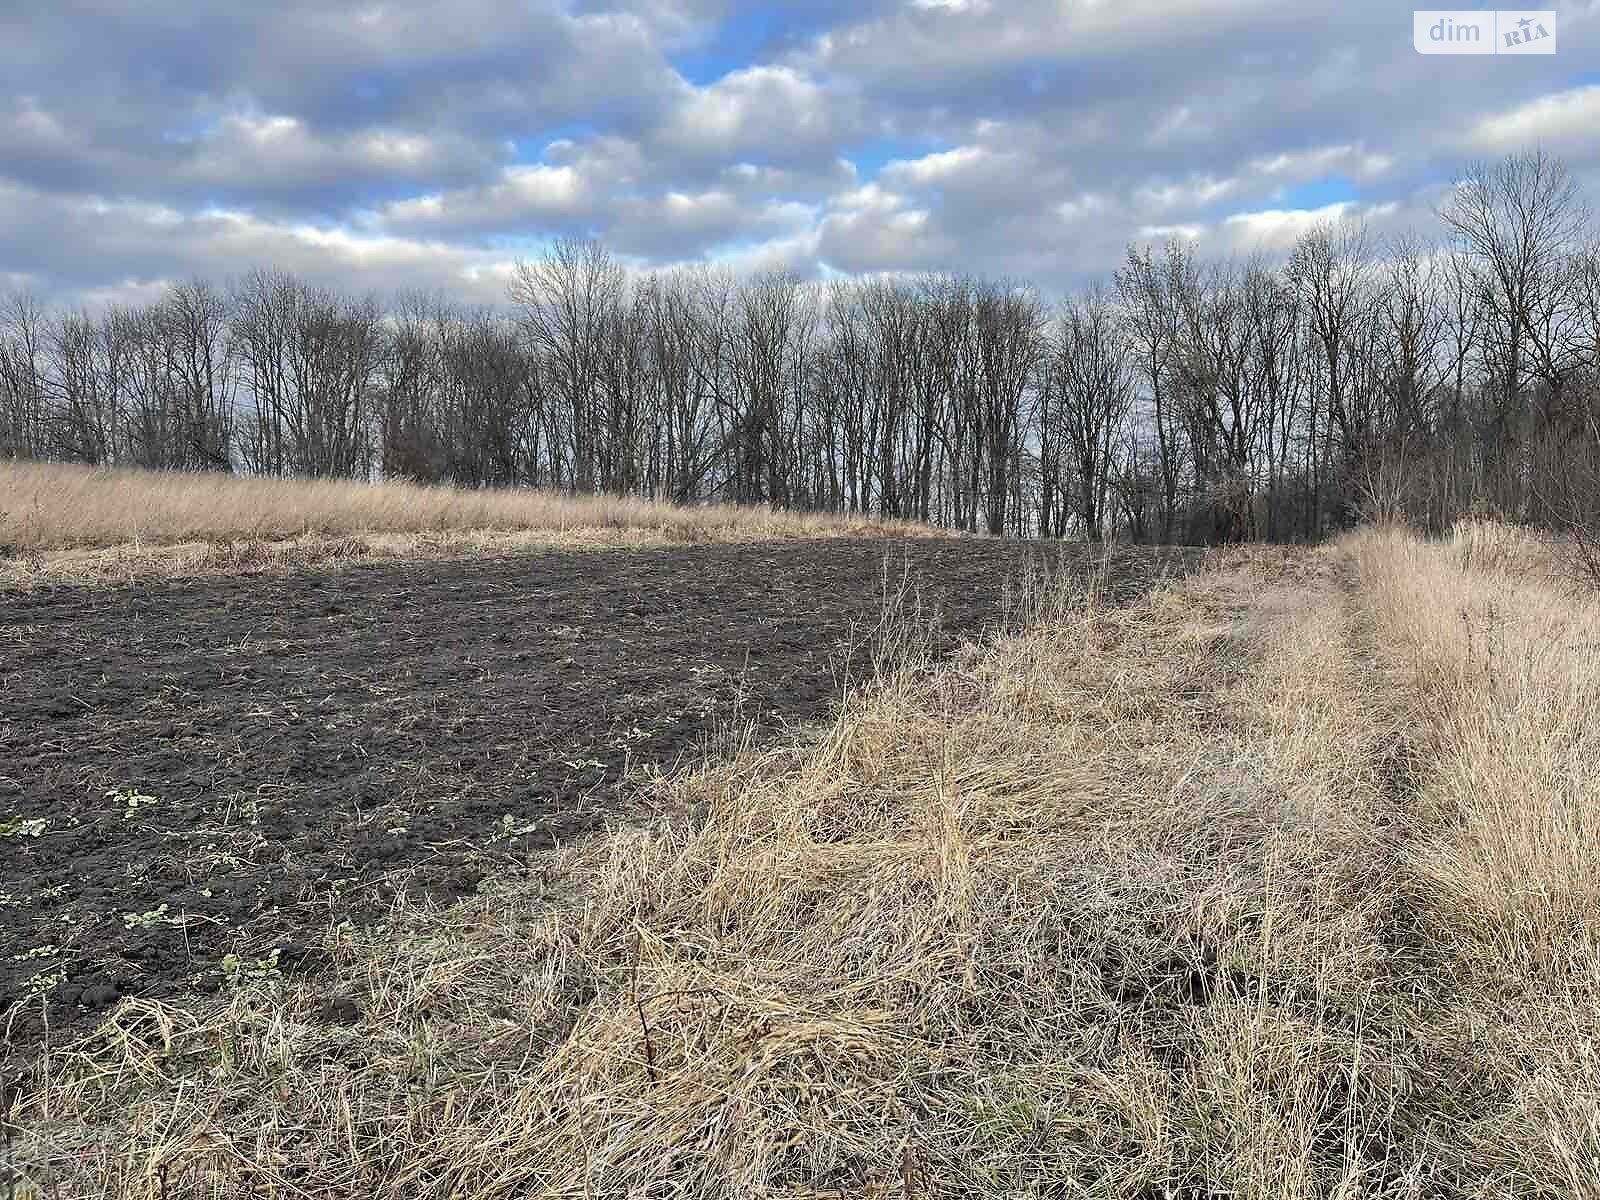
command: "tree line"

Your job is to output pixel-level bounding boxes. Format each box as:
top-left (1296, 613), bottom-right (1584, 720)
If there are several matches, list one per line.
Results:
top-left (3, 150), bottom-right (1598, 544)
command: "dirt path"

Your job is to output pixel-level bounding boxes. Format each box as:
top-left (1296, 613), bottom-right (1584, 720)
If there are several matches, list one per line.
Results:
top-left (1, 538), bottom-right (1189, 1038)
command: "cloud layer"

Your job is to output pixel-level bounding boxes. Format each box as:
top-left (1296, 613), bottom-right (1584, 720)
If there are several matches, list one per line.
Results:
top-left (2, 0), bottom-right (1596, 307)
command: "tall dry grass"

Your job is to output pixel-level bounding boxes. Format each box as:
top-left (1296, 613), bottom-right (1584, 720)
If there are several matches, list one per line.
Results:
top-left (1345, 520), bottom-right (1600, 1192)
top-left (9, 527), bottom-right (1600, 1196)
top-left (0, 461), bottom-right (934, 553)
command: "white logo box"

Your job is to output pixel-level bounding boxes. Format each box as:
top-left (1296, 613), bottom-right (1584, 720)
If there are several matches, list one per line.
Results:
top-left (1414, 10), bottom-right (1556, 54)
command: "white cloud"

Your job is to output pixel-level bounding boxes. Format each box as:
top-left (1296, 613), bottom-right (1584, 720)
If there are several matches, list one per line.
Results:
top-left (881, 145), bottom-right (991, 185)
top-left (1145, 106), bottom-right (1210, 147)
top-left (377, 163), bottom-right (589, 231)
top-left (3, 96), bottom-right (75, 150)
top-left (809, 0), bottom-right (1298, 84)
top-left (1056, 193), bottom-right (1110, 222)
top-left (835, 182), bottom-right (907, 211)
top-left (818, 190), bottom-right (941, 271)
top-left (700, 230), bottom-right (824, 276)
top-left (910, 0), bottom-right (992, 12)
top-left (178, 112), bottom-right (495, 190)
top-left (1220, 200), bottom-right (1398, 252)
top-left (1137, 223), bottom-right (1204, 241)
top-left (1465, 86), bottom-right (1600, 160)
top-left (658, 66), bottom-right (846, 162)
top-left (0, 177), bottom-right (516, 308)
top-left (1247, 143), bottom-right (1394, 183)
top-left (1135, 175), bottom-right (1240, 211)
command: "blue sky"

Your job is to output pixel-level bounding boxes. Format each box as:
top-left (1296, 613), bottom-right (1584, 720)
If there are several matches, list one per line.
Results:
top-left (0, 0), bottom-right (1596, 308)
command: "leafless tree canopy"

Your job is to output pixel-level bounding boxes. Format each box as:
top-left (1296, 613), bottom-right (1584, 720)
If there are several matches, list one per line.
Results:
top-left (4, 154), bottom-right (1598, 544)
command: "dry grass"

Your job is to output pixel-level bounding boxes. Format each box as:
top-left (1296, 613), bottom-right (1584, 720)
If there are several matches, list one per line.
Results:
top-left (8, 524), bottom-right (1600, 1197)
top-left (1344, 521), bottom-right (1600, 1193)
top-left (0, 461), bottom-right (944, 584)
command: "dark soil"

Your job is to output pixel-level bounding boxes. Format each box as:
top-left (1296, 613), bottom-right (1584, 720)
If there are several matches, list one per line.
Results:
top-left (0, 537), bottom-right (1188, 1042)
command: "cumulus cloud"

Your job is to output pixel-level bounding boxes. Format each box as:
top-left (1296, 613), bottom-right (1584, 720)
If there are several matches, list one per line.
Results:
top-left (1464, 85), bottom-right (1600, 161)
top-left (1220, 201), bottom-right (1399, 253)
top-left (0, 0), bottom-right (1596, 307)
top-left (655, 65), bottom-right (857, 165)
top-left (375, 164), bottom-right (593, 233)
top-left (1248, 144), bottom-right (1395, 184)
top-left (0, 177), bottom-right (515, 308)
top-left (1134, 176), bottom-right (1241, 212)
top-left (174, 112), bottom-right (504, 200)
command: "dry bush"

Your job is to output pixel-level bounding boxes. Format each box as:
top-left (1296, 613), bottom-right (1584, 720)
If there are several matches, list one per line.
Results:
top-left (0, 460), bottom-right (939, 554)
top-left (1445, 518), bottom-right (1556, 580)
top-left (1521, 419), bottom-right (1600, 592)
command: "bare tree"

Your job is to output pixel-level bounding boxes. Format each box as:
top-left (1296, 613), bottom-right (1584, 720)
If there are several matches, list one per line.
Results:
top-left (1288, 221), bottom-right (1379, 523)
top-left (1043, 284), bottom-right (1136, 540)
top-left (45, 308), bottom-right (119, 464)
top-left (969, 280), bottom-right (1044, 535)
top-left (1115, 244), bottom-right (1191, 542)
top-left (377, 290), bottom-right (451, 484)
top-left (510, 239), bottom-right (624, 495)
top-left (1441, 151), bottom-right (1591, 430)
top-left (162, 279), bottom-right (235, 470)
top-left (0, 293), bottom-right (49, 460)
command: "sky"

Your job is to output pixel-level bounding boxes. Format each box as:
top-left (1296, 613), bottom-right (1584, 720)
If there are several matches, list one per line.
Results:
top-left (1, 0), bottom-right (1597, 310)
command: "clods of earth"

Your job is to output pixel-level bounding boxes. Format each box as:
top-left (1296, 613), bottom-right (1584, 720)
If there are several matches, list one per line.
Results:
top-left (1, 537), bottom-right (1189, 1042)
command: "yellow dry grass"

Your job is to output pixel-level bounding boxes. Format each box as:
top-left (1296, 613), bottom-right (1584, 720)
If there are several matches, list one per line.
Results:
top-left (1344, 521), bottom-right (1600, 1190)
top-left (0, 461), bottom-right (944, 585)
top-left (8, 522), bottom-right (1600, 1197)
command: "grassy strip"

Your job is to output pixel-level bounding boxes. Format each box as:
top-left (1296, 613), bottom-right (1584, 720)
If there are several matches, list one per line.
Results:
top-left (0, 461), bottom-right (939, 554)
top-left (1346, 521), bottom-right (1600, 1192)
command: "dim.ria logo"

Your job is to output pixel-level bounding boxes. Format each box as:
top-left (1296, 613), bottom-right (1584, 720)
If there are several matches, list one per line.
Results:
top-left (1413, 9), bottom-right (1556, 53)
